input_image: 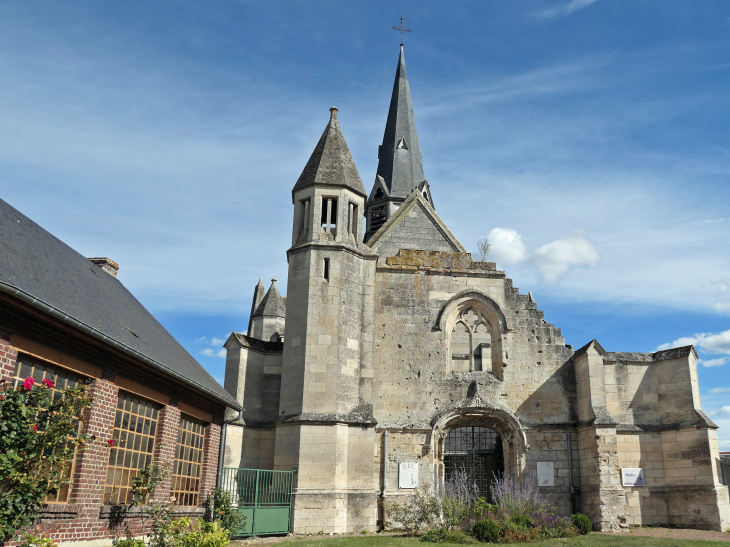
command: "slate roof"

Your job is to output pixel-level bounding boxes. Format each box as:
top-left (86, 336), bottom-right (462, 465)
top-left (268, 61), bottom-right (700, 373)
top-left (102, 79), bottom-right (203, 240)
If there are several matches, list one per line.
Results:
top-left (0, 198), bottom-right (240, 409)
top-left (375, 45), bottom-right (426, 199)
top-left (252, 279), bottom-right (286, 318)
top-left (292, 107), bottom-right (367, 199)
top-left (229, 332), bottom-right (284, 354)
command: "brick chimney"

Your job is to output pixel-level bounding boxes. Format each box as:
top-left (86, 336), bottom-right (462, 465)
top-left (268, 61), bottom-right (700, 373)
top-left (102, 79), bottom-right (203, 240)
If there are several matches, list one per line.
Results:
top-left (88, 257), bottom-right (119, 278)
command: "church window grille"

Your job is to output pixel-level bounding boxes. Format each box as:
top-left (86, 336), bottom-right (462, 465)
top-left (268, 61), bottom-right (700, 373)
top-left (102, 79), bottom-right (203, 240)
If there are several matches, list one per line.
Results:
top-left (450, 308), bottom-right (492, 372)
top-left (172, 414), bottom-right (205, 506)
top-left (444, 426), bottom-right (504, 501)
top-left (320, 197), bottom-right (337, 234)
top-left (12, 355), bottom-right (84, 503)
top-left (104, 392), bottom-right (160, 505)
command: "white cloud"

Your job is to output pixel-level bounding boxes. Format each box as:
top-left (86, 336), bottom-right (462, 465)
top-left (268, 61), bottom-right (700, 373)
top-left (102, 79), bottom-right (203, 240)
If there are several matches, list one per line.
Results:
top-left (710, 387), bottom-right (730, 394)
top-left (718, 283), bottom-right (728, 294)
top-left (538, 0), bottom-right (600, 20)
top-left (532, 235), bottom-right (600, 283)
top-left (657, 329), bottom-right (730, 355)
top-left (713, 302), bottom-right (730, 313)
top-left (699, 357), bottom-right (728, 368)
top-left (720, 440), bottom-right (730, 448)
top-left (487, 228), bottom-right (528, 266)
top-left (710, 406), bottom-right (730, 416)
top-left (211, 337), bottom-right (225, 346)
top-left (201, 348), bottom-right (226, 358)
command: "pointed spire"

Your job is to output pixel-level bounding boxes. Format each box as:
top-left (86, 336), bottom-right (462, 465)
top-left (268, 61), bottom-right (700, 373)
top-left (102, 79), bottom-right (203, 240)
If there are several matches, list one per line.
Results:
top-left (292, 107), bottom-right (366, 199)
top-left (375, 45), bottom-right (426, 198)
top-left (247, 278), bottom-right (266, 335)
top-left (254, 279), bottom-right (286, 318)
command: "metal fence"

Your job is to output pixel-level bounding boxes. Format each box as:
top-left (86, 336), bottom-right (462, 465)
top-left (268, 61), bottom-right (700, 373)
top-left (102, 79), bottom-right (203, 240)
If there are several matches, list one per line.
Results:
top-left (219, 468), bottom-right (295, 537)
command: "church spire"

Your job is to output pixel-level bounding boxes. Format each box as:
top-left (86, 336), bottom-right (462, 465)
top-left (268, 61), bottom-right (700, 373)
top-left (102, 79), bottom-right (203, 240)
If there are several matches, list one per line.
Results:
top-left (365, 45), bottom-right (433, 242)
top-left (375, 45), bottom-right (426, 199)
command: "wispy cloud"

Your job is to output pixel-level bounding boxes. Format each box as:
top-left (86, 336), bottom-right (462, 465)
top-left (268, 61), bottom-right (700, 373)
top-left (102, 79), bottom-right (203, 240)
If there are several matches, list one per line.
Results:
top-left (709, 387), bottom-right (730, 394)
top-left (538, 0), bottom-right (600, 20)
top-left (211, 337), bottom-right (225, 346)
top-left (710, 406), bottom-right (730, 416)
top-left (657, 329), bottom-right (730, 356)
top-left (201, 348), bottom-right (227, 359)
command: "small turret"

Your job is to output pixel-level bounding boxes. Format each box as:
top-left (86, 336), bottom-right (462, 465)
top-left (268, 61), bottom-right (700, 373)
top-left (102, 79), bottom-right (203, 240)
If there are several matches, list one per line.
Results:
top-left (249, 279), bottom-right (286, 342)
top-left (247, 278), bottom-right (266, 336)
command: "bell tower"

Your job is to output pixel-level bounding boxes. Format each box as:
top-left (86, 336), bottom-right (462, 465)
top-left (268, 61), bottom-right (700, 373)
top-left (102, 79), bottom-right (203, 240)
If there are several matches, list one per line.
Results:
top-left (277, 107), bottom-right (378, 533)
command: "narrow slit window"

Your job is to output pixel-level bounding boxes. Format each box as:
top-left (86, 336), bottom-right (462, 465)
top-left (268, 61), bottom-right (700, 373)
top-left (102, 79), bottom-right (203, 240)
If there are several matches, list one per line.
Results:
top-left (323, 258), bottom-right (330, 280)
top-left (350, 203), bottom-right (358, 235)
top-left (299, 198), bottom-right (310, 236)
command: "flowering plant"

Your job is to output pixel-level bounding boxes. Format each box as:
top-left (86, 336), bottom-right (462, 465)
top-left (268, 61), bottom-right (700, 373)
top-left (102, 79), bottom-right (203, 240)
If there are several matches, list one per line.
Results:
top-left (0, 377), bottom-right (94, 542)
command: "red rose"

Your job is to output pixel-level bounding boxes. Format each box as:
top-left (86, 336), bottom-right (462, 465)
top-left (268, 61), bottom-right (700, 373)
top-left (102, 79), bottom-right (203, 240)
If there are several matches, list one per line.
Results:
top-left (42, 379), bottom-right (54, 388)
top-left (22, 377), bottom-right (35, 390)
top-left (108, 440), bottom-right (114, 446)
top-left (0, 395), bottom-right (4, 400)
top-left (32, 425), bottom-right (39, 431)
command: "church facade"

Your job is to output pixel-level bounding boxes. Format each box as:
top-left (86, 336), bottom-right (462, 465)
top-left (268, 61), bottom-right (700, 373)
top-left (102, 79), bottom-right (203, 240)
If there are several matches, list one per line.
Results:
top-left (223, 46), bottom-right (730, 533)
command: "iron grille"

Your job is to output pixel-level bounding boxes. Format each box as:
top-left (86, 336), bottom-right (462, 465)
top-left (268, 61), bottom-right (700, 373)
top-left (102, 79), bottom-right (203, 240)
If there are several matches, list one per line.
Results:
top-left (444, 426), bottom-right (504, 501)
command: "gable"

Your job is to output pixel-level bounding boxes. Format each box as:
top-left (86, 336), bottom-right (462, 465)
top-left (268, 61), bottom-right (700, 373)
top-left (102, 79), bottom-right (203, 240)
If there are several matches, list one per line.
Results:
top-left (367, 191), bottom-right (466, 262)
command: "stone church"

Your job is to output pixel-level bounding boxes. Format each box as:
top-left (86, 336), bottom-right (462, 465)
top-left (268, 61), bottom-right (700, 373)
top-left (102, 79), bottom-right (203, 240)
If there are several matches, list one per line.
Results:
top-left (223, 45), bottom-right (730, 533)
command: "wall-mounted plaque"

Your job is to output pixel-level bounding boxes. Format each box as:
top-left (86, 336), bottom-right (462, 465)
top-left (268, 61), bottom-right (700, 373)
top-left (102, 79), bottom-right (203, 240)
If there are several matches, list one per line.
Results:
top-left (537, 461), bottom-right (555, 487)
top-left (621, 468), bottom-right (645, 487)
top-left (399, 462), bottom-right (419, 489)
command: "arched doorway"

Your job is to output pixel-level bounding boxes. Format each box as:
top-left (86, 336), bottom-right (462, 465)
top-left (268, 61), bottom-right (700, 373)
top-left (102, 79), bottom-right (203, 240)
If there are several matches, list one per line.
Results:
top-left (444, 426), bottom-right (504, 501)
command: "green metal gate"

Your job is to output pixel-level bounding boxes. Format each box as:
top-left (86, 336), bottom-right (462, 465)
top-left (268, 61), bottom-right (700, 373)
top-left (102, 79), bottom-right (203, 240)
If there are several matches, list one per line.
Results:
top-left (219, 468), bottom-right (295, 537)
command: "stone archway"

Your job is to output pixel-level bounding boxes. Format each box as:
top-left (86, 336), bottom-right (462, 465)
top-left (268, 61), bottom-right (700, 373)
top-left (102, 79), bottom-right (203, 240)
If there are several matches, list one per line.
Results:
top-left (432, 406), bottom-right (528, 495)
top-left (443, 425), bottom-right (504, 501)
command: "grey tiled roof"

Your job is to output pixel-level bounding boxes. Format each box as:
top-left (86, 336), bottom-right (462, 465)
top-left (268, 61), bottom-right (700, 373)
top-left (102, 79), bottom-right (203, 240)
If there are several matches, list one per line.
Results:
top-left (375, 45), bottom-right (426, 198)
top-left (292, 108), bottom-right (366, 198)
top-left (0, 198), bottom-right (239, 409)
top-left (253, 279), bottom-right (286, 318)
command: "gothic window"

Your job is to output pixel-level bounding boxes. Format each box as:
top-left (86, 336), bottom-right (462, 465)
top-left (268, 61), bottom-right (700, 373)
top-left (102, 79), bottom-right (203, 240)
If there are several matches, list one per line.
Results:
top-left (450, 307), bottom-right (492, 372)
top-left (396, 137), bottom-right (408, 150)
top-left (375, 188), bottom-right (384, 200)
top-left (270, 332), bottom-right (281, 343)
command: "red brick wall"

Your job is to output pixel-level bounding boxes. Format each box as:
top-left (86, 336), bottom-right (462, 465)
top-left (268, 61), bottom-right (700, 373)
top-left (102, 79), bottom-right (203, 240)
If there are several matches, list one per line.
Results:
top-left (0, 326), bottom-right (18, 381)
top-left (200, 423), bottom-right (222, 503)
top-left (153, 404), bottom-right (181, 502)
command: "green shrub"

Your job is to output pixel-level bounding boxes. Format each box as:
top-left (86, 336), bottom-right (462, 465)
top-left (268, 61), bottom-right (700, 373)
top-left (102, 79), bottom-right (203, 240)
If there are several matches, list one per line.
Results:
top-left (203, 488), bottom-right (245, 537)
top-left (571, 513), bottom-right (592, 535)
top-left (181, 520), bottom-right (229, 547)
top-left (386, 485), bottom-right (440, 536)
top-left (510, 514), bottom-right (532, 530)
top-left (471, 498), bottom-right (497, 518)
top-left (421, 528), bottom-right (446, 543)
top-left (20, 533), bottom-right (58, 547)
top-left (471, 518), bottom-right (499, 543)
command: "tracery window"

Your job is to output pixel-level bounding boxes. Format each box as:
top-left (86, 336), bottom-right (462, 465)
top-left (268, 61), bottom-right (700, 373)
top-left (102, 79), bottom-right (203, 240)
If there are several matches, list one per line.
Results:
top-left (450, 307), bottom-right (492, 372)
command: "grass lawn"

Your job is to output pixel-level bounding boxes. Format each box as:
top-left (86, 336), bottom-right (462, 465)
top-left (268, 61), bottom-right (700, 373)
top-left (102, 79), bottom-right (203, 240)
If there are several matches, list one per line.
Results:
top-left (272, 535), bottom-right (729, 547)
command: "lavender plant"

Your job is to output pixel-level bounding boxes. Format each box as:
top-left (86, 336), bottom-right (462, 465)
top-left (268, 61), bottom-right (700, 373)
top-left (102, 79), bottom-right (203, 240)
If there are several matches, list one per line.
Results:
top-left (490, 471), bottom-right (549, 519)
top-left (439, 468), bottom-right (480, 531)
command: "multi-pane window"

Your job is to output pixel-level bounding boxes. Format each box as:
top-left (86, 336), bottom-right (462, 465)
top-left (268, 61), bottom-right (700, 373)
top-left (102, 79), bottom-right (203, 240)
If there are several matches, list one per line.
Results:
top-left (172, 415), bottom-right (205, 506)
top-left (12, 355), bottom-right (83, 503)
top-left (104, 392), bottom-right (160, 505)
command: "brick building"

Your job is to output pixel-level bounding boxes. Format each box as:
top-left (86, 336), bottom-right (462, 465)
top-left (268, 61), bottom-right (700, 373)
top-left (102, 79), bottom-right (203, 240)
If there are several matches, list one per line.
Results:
top-left (223, 45), bottom-right (730, 533)
top-left (0, 198), bottom-right (241, 546)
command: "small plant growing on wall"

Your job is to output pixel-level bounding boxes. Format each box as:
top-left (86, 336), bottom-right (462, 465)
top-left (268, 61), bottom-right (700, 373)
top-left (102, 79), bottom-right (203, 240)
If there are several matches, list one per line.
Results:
top-left (0, 378), bottom-right (94, 543)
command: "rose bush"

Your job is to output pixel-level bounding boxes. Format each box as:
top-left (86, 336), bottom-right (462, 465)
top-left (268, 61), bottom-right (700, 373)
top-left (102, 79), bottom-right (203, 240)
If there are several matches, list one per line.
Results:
top-left (0, 377), bottom-right (94, 542)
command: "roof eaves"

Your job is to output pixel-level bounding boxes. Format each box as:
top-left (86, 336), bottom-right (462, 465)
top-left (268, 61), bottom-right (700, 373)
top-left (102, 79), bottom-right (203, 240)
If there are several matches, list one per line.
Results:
top-left (0, 280), bottom-right (242, 411)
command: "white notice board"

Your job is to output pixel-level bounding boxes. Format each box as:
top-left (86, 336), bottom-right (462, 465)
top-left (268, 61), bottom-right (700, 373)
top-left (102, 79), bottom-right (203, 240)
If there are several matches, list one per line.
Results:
top-left (537, 462), bottom-right (555, 487)
top-left (621, 468), bottom-right (645, 487)
top-left (399, 462), bottom-right (418, 489)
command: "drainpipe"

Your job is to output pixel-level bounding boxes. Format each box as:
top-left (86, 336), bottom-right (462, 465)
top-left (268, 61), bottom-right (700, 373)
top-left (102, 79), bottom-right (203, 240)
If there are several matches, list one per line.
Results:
top-left (567, 429), bottom-right (576, 514)
top-left (217, 408), bottom-right (244, 488)
top-left (381, 430), bottom-right (388, 498)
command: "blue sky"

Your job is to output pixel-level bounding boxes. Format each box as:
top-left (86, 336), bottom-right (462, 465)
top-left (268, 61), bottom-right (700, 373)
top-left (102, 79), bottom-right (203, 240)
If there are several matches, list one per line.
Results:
top-left (1, 1), bottom-right (729, 445)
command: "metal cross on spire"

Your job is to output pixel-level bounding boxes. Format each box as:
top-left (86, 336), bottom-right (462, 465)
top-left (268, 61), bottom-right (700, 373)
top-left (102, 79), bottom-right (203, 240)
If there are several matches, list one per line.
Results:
top-left (392, 15), bottom-right (411, 45)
